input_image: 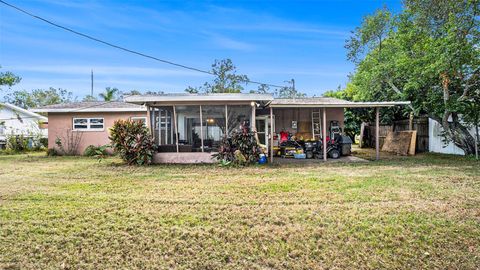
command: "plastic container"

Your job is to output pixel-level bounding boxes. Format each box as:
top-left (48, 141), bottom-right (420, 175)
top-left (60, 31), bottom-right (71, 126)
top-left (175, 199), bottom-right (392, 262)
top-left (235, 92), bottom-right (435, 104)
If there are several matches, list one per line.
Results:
top-left (294, 153), bottom-right (306, 159)
top-left (258, 154), bottom-right (267, 164)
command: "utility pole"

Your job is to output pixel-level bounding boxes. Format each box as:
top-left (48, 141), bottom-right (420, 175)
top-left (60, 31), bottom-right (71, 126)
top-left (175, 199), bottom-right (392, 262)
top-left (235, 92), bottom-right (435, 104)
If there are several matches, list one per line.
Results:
top-left (291, 78), bottom-right (295, 93)
top-left (91, 69), bottom-right (94, 96)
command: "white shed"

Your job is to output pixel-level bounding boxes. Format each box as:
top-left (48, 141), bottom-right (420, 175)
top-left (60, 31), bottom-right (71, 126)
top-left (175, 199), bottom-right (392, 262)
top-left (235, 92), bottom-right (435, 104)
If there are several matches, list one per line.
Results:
top-left (428, 118), bottom-right (475, 155)
top-left (0, 103), bottom-right (48, 146)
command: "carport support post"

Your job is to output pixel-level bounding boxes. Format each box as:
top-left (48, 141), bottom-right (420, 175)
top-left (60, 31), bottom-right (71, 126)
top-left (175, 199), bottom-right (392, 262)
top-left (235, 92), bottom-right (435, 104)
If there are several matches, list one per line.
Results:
top-left (173, 105), bottom-right (179, 153)
top-left (323, 108), bottom-right (327, 161)
top-left (199, 105), bottom-right (204, 152)
top-left (375, 107), bottom-right (380, 160)
top-left (146, 105), bottom-right (152, 134)
top-left (270, 107), bottom-right (274, 164)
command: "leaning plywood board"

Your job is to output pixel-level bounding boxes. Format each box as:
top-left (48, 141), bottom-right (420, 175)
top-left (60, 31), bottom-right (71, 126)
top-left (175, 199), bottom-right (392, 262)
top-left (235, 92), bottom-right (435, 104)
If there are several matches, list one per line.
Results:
top-left (381, 131), bottom-right (416, 155)
top-left (408, 130), bottom-right (417, 155)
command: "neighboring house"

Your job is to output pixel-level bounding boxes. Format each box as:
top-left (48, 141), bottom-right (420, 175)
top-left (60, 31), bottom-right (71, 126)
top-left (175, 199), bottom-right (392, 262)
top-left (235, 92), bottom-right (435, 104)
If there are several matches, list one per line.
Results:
top-left (0, 103), bottom-right (48, 148)
top-left (32, 101), bottom-right (147, 154)
top-left (428, 118), bottom-right (476, 155)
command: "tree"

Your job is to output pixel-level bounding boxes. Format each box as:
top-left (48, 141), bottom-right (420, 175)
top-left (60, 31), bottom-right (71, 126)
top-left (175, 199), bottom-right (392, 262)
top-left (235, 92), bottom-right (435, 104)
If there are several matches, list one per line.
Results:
top-left (0, 67), bottom-right (21, 90)
top-left (345, 0), bottom-right (480, 155)
top-left (250, 84), bottom-right (271, 94)
top-left (185, 59), bottom-right (249, 93)
top-left (82, 95), bottom-right (98, 102)
top-left (4, 88), bottom-right (74, 109)
top-left (99, 87), bottom-right (119, 101)
top-left (275, 86), bottom-right (306, 98)
top-left (119, 90), bottom-right (141, 100)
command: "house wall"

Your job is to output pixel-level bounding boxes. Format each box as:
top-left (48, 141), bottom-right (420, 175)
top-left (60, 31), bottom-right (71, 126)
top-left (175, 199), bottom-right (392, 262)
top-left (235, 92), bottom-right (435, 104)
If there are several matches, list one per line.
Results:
top-left (47, 111), bottom-right (146, 154)
top-left (0, 106), bottom-right (47, 142)
top-left (271, 107), bottom-right (344, 139)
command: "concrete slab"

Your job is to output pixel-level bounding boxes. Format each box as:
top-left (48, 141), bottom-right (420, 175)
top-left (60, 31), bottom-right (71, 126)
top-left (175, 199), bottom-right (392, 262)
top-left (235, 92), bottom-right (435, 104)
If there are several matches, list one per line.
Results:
top-left (153, 152), bottom-right (216, 164)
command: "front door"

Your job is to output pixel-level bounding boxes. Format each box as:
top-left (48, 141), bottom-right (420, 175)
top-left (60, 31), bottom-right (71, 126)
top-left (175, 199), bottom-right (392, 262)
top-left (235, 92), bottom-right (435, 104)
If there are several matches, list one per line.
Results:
top-left (255, 116), bottom-right (272, 151)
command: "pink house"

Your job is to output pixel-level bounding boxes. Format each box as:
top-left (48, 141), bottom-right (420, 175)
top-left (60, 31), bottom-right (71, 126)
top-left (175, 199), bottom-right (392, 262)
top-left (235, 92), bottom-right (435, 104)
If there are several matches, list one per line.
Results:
top-left (32, 102), bottom-right (146, 154)
top-left (34, 94), bottom-right (409, 163)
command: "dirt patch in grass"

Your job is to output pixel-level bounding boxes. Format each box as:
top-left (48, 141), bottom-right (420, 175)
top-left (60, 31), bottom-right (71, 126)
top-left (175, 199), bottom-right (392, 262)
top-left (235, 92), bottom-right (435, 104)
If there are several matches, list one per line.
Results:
top-left (0, 152), bottom-right (479, 269)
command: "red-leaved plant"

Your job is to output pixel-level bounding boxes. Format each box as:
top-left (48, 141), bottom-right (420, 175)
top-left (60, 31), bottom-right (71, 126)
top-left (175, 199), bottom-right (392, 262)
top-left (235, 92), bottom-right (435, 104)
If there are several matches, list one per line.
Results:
top-left (109, 119), bottom-right (156, 165)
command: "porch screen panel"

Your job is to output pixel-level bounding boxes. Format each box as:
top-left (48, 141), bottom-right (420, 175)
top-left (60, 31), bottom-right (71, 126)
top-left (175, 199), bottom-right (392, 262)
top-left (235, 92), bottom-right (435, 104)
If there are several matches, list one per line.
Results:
top-left (175, 105), bottom-right (202, 152)
top-left (227, 105), bottom-right (251, 136)
top-left (201, 105), bottom-right (225, 152)
top-left (155, 106), bottom-right (176, 152)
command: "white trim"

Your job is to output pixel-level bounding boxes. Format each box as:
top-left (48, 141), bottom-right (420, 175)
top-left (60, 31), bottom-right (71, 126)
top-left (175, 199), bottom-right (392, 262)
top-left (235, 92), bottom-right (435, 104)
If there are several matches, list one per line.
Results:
top-left (125, 93), bottom-right (274, 104)
top-left (32, 107), bottom-right (146, 113)
top-left (72, 117), bottom-right (105, 131)
top-left (269, 101), bottom-right (411, 108)
top-left (131, 116), bottom-right (147, 122)
top-left (1, 103), bottom-right (48, 122)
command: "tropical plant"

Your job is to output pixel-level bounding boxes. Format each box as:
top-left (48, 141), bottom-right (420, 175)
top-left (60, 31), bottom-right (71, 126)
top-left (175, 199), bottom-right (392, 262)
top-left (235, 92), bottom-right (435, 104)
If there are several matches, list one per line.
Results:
top-left (99, 87), bottom-right (119, 101)
top-left (83, 144), bottom-right (110, 158)
top-left (214, 122), bottom-right (261, 166)
top-left (109, 119), bottom-right (156, 165)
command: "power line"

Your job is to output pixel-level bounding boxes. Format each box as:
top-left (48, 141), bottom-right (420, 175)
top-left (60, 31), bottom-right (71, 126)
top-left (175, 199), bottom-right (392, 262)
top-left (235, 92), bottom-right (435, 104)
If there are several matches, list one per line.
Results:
top-left (0, 0), bottom-right (287, 89)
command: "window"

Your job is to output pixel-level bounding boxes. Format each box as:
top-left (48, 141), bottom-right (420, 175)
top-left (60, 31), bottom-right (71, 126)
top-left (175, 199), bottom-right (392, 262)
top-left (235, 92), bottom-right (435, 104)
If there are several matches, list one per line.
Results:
top-left (131, 116), bottom-right (147, 125)
top-left (73, 118), bottom-right (104, 131)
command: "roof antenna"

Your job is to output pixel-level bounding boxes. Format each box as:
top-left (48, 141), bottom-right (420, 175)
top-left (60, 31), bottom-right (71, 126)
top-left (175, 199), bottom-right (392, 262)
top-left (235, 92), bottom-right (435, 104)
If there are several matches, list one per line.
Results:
top-left (91, 69), bottom-right (94, 97)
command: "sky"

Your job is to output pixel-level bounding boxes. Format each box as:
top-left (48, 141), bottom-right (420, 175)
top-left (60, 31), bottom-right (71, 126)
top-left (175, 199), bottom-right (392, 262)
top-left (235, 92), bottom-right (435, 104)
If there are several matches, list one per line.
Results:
top-left (0, 0), bottom-right (402, 99)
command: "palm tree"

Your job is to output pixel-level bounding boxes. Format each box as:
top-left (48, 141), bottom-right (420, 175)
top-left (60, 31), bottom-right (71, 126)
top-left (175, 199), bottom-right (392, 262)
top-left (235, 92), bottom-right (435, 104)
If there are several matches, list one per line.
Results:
top-left (99, 87), bottom-right (119, 101)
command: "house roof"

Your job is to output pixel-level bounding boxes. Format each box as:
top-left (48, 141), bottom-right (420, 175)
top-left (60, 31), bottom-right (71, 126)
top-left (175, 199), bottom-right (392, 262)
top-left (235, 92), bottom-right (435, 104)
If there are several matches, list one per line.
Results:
top-left (124, 93), bottom-right (409, 108)
top-left (31, 101), bottom-right (146, 113)
top-left (269, 97), bottom-right (411, 108)
top-left (125, 93), bottom-right (274, 105)
top-left (1, 103), bottom-right (48, 122)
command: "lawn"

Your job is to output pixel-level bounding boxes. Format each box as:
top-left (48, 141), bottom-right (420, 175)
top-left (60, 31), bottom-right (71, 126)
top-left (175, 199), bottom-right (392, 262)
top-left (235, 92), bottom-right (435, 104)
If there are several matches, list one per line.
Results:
top-left (0, 152), bottom-right (479, 269)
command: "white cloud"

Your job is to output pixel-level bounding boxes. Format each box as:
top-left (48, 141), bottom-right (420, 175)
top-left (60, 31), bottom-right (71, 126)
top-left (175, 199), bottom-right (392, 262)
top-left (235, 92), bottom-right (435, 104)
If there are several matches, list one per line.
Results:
top-left (209, 34), bottom-right (256, 51)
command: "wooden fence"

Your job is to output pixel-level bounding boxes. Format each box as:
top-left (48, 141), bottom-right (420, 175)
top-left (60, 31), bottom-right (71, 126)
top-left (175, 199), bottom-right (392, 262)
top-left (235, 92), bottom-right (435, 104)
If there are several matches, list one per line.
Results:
top-left (360, 117), bottom-right (429, 153)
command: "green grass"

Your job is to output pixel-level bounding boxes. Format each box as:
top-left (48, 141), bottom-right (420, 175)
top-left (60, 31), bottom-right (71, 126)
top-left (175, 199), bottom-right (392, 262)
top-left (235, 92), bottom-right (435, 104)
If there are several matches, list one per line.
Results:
top-left (0, 152), bottom-right (479, 269)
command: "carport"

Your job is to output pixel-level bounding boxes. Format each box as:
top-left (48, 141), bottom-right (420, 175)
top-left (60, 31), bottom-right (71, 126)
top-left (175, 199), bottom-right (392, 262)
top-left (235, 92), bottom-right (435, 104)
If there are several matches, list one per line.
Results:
top-left (266, 98), bottom-right (410, 163)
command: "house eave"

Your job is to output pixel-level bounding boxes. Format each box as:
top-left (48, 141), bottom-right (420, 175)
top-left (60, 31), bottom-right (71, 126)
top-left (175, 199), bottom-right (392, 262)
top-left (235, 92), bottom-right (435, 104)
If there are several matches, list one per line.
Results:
top-left (269, 101), bottom-right (411, 108)
top-left (31, 108), bottom-right (147, 113)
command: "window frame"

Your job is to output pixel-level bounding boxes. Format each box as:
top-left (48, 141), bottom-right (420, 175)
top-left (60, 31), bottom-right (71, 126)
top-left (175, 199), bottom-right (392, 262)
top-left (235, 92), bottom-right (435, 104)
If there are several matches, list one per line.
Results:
top-left (72, 117), bottom-right (105, 131)
top-left (131, 116), bottom-right (147, 124)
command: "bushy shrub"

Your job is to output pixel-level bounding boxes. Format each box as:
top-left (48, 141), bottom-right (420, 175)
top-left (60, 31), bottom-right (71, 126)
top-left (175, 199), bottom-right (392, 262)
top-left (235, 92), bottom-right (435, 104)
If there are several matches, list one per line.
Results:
top-left (6, 134), bottom-right (29, 152)
top-left (84, 144), bottom-right (110, 158)
top-left (46, 148), bottom-right (58, 156)
top-left (214, 122), bottom-right (261, 166)
top-left (109, 119), bottom-right (156, 165)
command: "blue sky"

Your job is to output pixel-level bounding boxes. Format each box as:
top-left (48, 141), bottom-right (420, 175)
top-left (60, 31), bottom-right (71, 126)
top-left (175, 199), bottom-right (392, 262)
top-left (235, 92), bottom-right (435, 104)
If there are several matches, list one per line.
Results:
top-left (0, 0), bottom-right (401, 98)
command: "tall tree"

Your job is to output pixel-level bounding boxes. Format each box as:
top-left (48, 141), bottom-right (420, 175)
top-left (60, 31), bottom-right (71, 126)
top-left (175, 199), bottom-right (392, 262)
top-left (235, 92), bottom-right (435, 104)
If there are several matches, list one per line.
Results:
top-left (275, 86), bottom-right (306, 98)
top-left (4, 88), bottom-right (74, 109)
top-left (185, 59), bottom-right (249, 93)
top-left (82, 95), bottom-right (98, 102)
top-left (346, 0), bottom-right (480, 155)
top-left (0, 67), bottom-right (21, 90)
top-left (99, 87), bottom-right (119, 101)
